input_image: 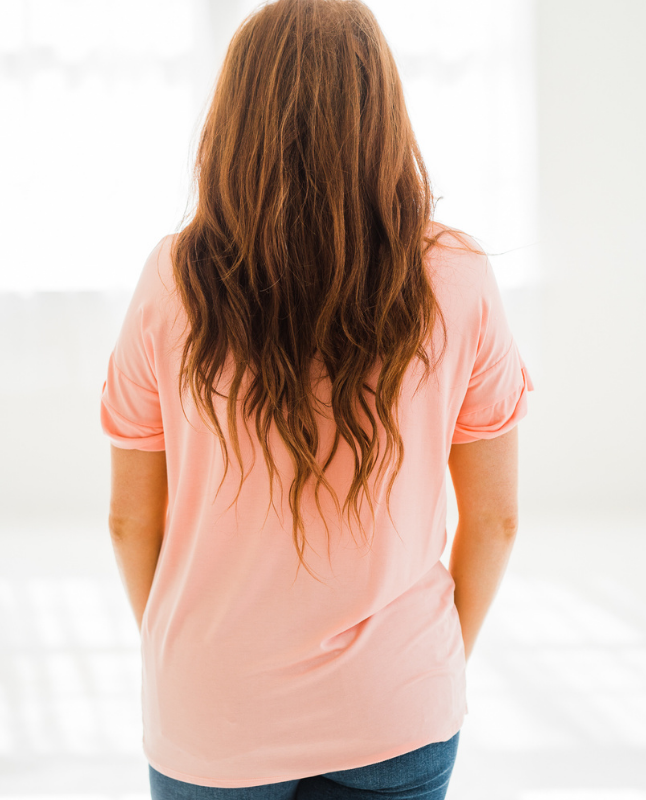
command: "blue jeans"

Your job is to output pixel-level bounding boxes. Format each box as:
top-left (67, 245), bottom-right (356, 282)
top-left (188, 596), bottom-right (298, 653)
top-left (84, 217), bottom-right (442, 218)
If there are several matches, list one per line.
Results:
top-left (148, 729), bottom-right (460, 799)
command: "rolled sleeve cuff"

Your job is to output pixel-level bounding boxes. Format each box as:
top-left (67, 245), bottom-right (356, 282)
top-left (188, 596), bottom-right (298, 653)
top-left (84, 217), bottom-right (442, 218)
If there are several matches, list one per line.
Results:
top-left (100, 355), bottom-right (165, 451)
top-left (452, 343), bottom-right (535, 444)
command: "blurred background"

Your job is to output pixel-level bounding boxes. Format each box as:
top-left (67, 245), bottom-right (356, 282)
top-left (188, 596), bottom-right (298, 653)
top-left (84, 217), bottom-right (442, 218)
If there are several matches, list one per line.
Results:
top-left (0, 0), bottom-right (644, 798)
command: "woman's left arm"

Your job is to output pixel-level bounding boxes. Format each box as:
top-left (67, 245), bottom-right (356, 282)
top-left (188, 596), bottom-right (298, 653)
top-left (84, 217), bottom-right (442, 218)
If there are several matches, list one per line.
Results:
top-left (108, 445), bottom-right (168, 632)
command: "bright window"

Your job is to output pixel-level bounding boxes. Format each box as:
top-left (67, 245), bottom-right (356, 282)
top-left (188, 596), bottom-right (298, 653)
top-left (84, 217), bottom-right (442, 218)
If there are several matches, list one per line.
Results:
top-left (0, 0), bottom-right (537, 291)
top-left (0, 0), bottom-right (200, 291)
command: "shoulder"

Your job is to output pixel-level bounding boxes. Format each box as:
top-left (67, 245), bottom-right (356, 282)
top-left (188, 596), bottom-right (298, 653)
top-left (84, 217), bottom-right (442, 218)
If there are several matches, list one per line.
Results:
top-left (423, 220), bottom-right (490, 310)
top-left (424, 221), bottom-right (487, 267)
top-left (147, 233), bottom-right (178, 288)
top-left (124, 233), bottom-right (181, 336)
top-left (134, 233), bottom-right (179, 303)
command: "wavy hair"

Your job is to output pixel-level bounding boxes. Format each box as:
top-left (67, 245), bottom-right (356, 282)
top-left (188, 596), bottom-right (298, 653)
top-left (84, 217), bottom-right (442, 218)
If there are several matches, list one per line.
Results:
top-left (170, 0), bottom-right (483, 580)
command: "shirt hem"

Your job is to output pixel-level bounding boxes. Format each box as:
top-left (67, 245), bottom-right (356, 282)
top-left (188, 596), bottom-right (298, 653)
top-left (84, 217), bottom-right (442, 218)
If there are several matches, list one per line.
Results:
top-left (143, 714), bottom-right (466, 789)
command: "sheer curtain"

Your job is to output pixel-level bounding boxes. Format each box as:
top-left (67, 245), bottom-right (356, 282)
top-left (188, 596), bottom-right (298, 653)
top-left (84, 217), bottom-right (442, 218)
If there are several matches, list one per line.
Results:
top-left (0, 0), bottom-right (537, 293)
top-left (0, 0), bottom-right (538, 517)
top-left (0, 0), bottom-right (538, 510)
top-left (368, 0), bottom-right (538, 289)
top-left (0, 0), bottom-right (207, 292)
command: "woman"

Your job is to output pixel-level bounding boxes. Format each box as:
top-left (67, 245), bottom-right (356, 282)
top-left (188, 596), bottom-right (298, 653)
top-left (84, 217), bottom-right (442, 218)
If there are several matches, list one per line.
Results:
top-left (100, 0), bottom-right (534, 797)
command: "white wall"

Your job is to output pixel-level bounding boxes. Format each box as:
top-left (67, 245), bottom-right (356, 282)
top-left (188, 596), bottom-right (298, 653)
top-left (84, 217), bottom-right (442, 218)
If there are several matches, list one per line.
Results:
top-left (522, 0), bottom-right (646, 518)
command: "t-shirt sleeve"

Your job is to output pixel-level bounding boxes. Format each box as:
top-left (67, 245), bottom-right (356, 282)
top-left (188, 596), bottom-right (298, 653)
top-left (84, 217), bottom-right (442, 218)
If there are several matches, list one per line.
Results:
top-left (100, 238), bottom-right (168, 451)
top-left (451, 257), bottom-right (535, 445)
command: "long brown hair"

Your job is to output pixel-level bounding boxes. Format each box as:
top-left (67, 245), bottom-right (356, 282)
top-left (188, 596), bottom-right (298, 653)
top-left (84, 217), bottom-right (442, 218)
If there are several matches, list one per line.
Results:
top-left (170, 0), bottom-right (482, 580)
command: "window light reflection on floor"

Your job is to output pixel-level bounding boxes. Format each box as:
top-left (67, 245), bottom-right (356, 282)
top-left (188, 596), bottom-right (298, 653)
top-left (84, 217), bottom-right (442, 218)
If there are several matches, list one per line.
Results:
top-left (520, 792), bottom-right (646, 800)
top-left (1, 577), bottom-right (142, 756)
top-left (462, 572), bottom-right (646, 751)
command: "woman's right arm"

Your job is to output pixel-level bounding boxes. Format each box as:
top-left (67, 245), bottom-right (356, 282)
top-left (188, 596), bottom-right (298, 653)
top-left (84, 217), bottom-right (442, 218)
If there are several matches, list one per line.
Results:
top-left (447, 425), bottom-right (520, 663)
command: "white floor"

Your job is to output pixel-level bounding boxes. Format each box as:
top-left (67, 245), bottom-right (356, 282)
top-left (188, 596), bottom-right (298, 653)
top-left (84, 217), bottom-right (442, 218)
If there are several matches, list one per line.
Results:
top-left (0, 512), bottom-right (644, 799)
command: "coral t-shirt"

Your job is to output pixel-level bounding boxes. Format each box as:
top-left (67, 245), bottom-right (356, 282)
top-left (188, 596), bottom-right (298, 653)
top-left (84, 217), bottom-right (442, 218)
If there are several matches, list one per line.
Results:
top-left (100, 223), bottom-right (534, 788)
